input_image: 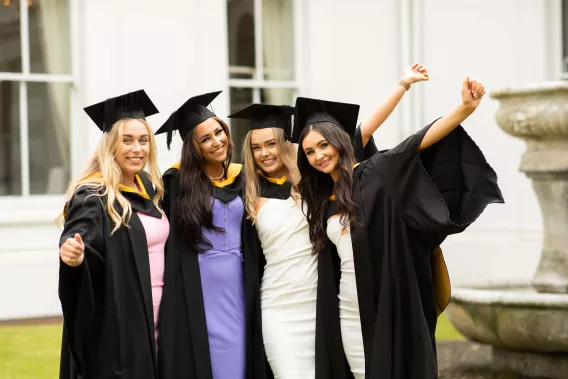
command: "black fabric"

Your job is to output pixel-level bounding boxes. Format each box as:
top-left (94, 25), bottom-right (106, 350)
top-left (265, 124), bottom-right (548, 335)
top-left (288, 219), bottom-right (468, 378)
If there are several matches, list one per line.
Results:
top-left (228, 104), bottom-right (295, 140)
top-left (353, 123), bottom-right (378, 163)
top-left (58, 171), bottom-right (162, 379)
top-left (157, 167), bottom-right (266, 379)
top-left (83, 89), bottom-right (159, 133)
top-left (121, 174), bottom-right (163, 218)
top-left (319, 122), bottom-right (503, 378)
top-left (155, 91), bottom-right (222, 149)
top-left (292, 97), bottom-right (360, 143)
top-left (258, 176), bottom-right (292, 200)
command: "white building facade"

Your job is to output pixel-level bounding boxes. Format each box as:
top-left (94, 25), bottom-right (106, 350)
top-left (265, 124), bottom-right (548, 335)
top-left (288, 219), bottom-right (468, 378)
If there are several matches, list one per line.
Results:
top-left (0, 0), bottom-right (564, 320)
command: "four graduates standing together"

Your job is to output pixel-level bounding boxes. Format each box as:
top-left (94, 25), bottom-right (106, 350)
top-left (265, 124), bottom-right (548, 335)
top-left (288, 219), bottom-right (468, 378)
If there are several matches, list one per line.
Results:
top-left (57, 64), bottom-right (504, 379)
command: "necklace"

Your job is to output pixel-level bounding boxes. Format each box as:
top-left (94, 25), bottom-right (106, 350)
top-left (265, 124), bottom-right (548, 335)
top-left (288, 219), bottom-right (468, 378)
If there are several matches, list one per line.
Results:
top-left (209, 166), bottom-right (225, 181)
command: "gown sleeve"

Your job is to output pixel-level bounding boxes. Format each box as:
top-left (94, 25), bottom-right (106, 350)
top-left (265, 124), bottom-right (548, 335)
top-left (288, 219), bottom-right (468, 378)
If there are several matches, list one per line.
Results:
top-left (161, 172), bottom-right (176, 220)
top-left (58, 188), bottom-right (106, 376)
top-left (369, 120), bottom-right (504, 248)
top-left (353, 123), bottom-right (379, 163)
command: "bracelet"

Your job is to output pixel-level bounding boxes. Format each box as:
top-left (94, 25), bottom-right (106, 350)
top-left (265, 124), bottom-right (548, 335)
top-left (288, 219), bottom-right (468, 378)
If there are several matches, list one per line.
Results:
top-left (398, 78), bottom-right (411, 91)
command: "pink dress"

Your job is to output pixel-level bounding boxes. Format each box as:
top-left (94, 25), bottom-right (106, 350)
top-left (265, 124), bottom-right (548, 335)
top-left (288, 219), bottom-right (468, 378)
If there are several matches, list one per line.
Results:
top-left (137, 212), bottom-right (169, 350)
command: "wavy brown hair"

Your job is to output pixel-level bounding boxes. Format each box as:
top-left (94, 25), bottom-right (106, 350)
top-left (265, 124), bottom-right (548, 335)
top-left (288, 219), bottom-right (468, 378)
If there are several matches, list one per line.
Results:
top-left (242, 128), bottom-right (300, 224)
top-left (175, 117), bottom-right (234, 252)
top-left (297, 121), bottom-right (358, 255)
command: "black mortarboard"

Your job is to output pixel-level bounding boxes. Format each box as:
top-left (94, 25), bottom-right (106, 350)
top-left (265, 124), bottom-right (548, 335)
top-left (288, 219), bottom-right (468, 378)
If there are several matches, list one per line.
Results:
top-left (155, 91), bottom-right (222, 149)
top-left (228, 104), bottom-right (295, 140)
top-left (291, 97), bottom-right (360, 143)
top-left (83, 89), bottom-right (159, 133)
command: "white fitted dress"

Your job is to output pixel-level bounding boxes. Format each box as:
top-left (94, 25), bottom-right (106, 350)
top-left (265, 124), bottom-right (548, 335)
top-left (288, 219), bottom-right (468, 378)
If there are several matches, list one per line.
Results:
top-left (327, 217), bottom-right (365, 379)
top-left (256, 197), bottom-right (318, 379)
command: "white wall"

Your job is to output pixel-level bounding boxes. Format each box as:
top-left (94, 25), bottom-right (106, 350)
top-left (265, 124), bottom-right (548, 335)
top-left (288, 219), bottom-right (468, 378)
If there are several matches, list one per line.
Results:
top-left (300, 0), bottom-right (406, 149)
top-left (302, 0), bottom-right (556, 286)
top-left (420, 0), bottom-right (554, 286)
top-left (0, 0), bottom-right (557, 320)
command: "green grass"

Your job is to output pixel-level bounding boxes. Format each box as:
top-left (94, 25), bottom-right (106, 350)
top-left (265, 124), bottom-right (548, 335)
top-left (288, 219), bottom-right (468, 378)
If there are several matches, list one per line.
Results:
top-left (0, 323), bottom-right (62, 379)
top-left (0, 313), bottom-right (462, 378)
top-left (436, 311), bottom-right (465, 341)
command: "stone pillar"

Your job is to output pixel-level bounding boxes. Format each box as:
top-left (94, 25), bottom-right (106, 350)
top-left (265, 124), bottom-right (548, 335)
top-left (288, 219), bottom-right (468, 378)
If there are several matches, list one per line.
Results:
top-left (493, 82), bottom-right (568, 293)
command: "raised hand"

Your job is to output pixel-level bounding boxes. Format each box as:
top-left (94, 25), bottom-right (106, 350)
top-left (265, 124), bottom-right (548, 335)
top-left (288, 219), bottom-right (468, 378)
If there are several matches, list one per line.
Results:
top-left (60, 233), bottom-right (85, 267)
top-left (462, 77), bottom-right (485, 111)
top-left (401, 63), bottom-right (430, 86)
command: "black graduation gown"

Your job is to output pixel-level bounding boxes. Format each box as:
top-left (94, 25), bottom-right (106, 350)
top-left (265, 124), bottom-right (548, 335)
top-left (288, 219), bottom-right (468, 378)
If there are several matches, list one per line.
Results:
top-left (158, 163), bottom-right (265, 379)
top-left (321, 122), bottom-right (504, 379)
top-left (58, 172), bottom-right (163, 379)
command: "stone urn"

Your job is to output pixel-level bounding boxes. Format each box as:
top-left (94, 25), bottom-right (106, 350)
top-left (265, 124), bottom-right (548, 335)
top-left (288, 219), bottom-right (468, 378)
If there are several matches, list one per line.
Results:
top-left (445, 82), bottom-right (568, 379)
top-left (494, 82), bottom-right (568, 294)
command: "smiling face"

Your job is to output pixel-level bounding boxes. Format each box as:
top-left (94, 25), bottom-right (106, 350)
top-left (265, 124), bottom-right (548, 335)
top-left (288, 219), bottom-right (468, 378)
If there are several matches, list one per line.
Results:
top-left (301, 129), bottom-right (341, 180)
top-left (115, 118), bottom-right (150, 180)
top-left (194, 117), bottom-right (229, 164)
top-left (250, 128), bottom-right (286, 178)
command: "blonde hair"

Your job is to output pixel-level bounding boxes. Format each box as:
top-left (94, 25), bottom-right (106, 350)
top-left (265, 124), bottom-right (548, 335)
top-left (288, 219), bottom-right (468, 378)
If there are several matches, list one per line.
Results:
top-left (57, 118), bottom-right (164, 234)
top-left (242, 128), bottom-right (300, 224)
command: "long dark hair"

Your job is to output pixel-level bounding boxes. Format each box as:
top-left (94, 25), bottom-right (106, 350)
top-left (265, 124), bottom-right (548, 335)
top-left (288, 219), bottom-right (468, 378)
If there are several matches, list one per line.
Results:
top-left (175, 117), bottom-right (234, 252)
top-left (297, 122), bottom-right (358, 255)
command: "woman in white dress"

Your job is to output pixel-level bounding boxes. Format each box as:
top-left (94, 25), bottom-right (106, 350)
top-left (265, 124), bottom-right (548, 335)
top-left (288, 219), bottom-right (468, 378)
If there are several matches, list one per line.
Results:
top-left (230, 103), bottom-right (317, 378)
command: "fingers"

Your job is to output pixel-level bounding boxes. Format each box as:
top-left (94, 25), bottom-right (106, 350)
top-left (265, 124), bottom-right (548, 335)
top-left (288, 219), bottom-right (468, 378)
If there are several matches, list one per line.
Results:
top-left (477, 83), bottom-right (486, 99)
top-left (74, 233), bottom-right (84, 248)
top-left (413, 63), bottom-right (426, 73)
top-left (64, 237), bottom-right (83, 252)
top-left (407, 63), bottom-right (429, 82)
top-left (61, 237), bottom-right (84, 257)
top-left (60, 252), bottom-right (84, 267)
top-left (60, 251), bottom-right (81, 262)
top-left (60, 237), bottom-right (85, 267)
top-left (469, 80), bottom-right (484, 100)
top-left (463, 77), bottom-right (486, 104)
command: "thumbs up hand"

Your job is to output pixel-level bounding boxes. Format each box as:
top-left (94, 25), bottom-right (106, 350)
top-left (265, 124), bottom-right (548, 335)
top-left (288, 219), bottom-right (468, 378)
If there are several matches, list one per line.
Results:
top-left (60, 233), bottom-right (85, 267)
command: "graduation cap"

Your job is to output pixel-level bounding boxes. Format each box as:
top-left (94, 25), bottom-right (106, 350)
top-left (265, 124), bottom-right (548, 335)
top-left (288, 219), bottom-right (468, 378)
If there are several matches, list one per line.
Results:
top-left (155, 91), bottom-right (222, 149)
top-left (291, 97), bottom-right (360, 143)
top-left (228, 104), bottom-right (295, 140)
top-left (83, 89), bottom-right (159, 133)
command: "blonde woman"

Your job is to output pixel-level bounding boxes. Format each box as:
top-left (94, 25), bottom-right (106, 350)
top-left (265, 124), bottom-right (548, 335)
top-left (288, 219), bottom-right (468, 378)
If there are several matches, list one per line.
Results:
top-left (229, 104), bottom-right (310, 379)
top-left (58, 90), bottom-right (167, 379)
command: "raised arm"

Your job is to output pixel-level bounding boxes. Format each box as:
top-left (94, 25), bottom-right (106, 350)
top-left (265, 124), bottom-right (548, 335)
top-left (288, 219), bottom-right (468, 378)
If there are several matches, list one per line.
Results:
top-left (359, 63), bottom-right (429, 147)
top-left (419, 77), bottom-right (485, 151)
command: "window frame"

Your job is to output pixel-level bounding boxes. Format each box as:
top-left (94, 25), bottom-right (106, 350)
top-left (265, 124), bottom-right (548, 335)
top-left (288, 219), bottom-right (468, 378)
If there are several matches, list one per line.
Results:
top-left (0, 0), bottom-right (83, 223)
top-left (0, 0), bottom-right (81, 200)
top-left (226, 0), bottom-right (303, 106)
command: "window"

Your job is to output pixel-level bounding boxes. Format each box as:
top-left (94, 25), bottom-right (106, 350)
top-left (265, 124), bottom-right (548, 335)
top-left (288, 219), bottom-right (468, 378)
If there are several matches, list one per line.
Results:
top-left (227, 0), bottom-right (297, 160)
top-left (0, 0), bottom-right (72, 196)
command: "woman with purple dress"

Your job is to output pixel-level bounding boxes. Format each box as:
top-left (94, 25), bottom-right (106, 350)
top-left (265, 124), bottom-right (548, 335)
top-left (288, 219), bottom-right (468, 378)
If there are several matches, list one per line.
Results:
top-left (155, 91), bottom-right (265, 379)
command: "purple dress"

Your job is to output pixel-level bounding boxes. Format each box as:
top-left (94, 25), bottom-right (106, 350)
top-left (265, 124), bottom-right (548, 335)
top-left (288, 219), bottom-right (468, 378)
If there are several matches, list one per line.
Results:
top-left (199, 196), bottom-right (246, 379)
